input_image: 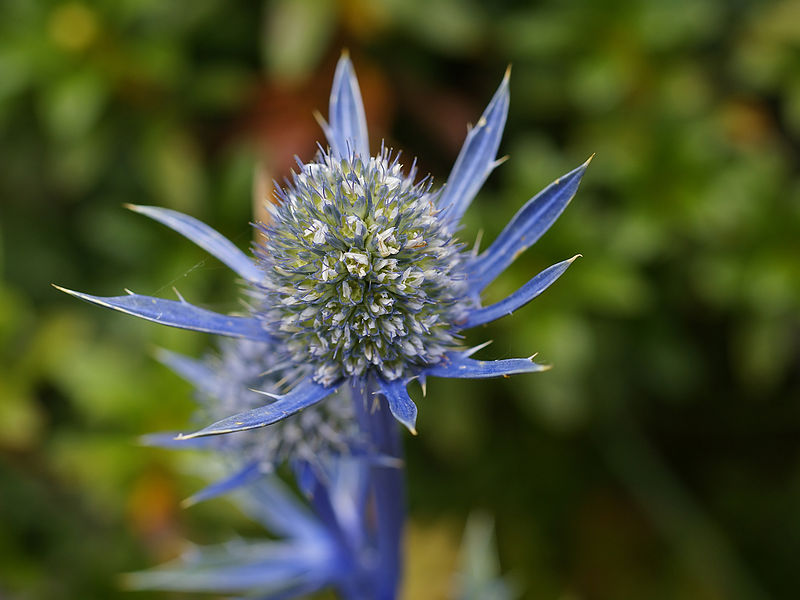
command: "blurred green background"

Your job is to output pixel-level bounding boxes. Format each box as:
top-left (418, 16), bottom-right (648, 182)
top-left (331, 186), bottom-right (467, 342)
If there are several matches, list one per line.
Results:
top-left (2, 0), bottom-right (799, 598)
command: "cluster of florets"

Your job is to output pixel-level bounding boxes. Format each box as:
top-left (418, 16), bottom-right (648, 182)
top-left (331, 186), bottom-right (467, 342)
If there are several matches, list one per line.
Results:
top-left (256, 148), bottom-right (469, 385)
top-left (192, 339), bottom-right (358, 467)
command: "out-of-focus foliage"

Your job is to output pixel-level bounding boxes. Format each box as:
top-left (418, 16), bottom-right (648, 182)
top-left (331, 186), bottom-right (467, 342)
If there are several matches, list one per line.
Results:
top-left (1, 0), bottom-right (799, 598)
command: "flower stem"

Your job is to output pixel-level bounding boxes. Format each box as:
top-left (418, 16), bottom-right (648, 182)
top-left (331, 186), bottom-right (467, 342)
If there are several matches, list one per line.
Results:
top-left (351, 379), bottom-right (405, 600)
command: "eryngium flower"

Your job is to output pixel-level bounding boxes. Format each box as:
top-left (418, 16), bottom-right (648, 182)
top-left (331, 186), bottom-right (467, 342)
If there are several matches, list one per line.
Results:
top-left (56, 54), bottom-right (590, 435)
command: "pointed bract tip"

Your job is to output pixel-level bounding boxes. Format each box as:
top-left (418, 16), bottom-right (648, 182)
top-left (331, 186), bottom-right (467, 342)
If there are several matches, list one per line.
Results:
top-left (123, 203), bottom-right (142, 212)
top-left (312, 109), bottom-right (326, 125)
top-left (180, 496), bottom-right (198, 509)
top-left (249, 387), bottom-right (280, 399)
top-left (335, 50), bottom-right (355, 75)
top-left (493, 155), bottom-right (511, 168)
top-left (174, 429), bottom-right (211, 441)
top-left (52, 283), bottom-right (81, 298)
top-left (396, 417), bottom-right (418, 435)
top-left (584, 153), bottom-right (596, 166)
top-left (568, 254), bottom-right (583, 263)
top-left (504, 64), bottom-right (512, 80)
top-left (150, 345), bottom-right (170, 361)
top-left (464, 339), bottom-right (494, 357)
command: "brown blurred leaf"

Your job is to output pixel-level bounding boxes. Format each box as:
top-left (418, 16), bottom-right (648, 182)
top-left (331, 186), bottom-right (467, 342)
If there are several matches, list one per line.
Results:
top-left (126, 465), bottom-right (184, 562)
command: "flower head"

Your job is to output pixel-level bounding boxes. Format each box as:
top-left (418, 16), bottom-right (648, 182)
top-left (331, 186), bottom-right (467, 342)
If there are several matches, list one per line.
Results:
top-left (144, 338), bottom-right (360, 505)
top-left (56, 53), bottom-right (590, 435)
top-left (256, 147), bottom-right (468, 385)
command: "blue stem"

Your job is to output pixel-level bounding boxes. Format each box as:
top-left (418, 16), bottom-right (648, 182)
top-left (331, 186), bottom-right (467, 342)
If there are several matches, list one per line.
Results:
top-left (350, 379), bottom-right (405, 600)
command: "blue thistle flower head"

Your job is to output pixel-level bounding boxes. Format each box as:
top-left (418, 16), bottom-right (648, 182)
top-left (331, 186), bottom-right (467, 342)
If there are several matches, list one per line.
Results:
top-left (56, 53), bottom-right (590, 436)
top-left (257, 146), bottom-right (468, 385)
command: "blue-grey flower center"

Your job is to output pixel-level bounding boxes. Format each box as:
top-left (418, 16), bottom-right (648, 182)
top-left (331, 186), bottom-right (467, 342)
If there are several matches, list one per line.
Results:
top-left (256, 150), bottom-right (467, 385)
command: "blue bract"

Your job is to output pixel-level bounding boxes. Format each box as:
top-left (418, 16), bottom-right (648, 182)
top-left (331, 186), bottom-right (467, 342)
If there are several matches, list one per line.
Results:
top-left (57, 54), bottom-right (590, 436)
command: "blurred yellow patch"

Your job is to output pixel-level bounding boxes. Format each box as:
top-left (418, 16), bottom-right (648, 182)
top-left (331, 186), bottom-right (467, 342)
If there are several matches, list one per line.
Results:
top-left (403, 519), bottom-right (461, 600)
top-left (341, 0), bottom-right (390, 39)
top-left (49, 2), bottom-right (99, 52)
top-left (0, 382), bottom-right (43, 450)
